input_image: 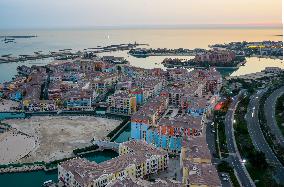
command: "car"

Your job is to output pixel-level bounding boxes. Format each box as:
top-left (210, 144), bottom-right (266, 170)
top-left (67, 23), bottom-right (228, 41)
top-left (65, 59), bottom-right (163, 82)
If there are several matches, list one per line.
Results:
top-left (222, 177), bottom-right (229, 181)
top-left (211, 130), bottom-right (216, 133)
top-left (221, 173), bottom-right (228, 177)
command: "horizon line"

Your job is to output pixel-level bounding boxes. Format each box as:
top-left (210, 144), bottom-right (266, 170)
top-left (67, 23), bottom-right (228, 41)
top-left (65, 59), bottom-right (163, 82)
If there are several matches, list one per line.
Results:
top-left (0, 23), bottom-right (282, 30)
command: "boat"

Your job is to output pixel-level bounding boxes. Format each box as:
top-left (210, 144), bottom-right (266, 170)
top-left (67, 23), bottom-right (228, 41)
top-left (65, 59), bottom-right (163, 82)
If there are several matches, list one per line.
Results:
top-left (42, 180), bottom-right (53, 186)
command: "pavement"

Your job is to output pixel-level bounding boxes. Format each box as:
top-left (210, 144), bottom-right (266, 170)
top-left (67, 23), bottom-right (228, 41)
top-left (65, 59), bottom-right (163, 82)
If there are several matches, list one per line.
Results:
top-left (246, 90), bottom-right (284, 184)
top-left (264, 86), bottom-right (284, 147)
top-left (224, 90), bottom-right (255, 187)
top-left (205, 119), bottom-right (218, 159)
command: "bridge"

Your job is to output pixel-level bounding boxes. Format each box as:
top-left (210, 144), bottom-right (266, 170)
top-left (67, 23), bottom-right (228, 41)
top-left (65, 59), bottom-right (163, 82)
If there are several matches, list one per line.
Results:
top-left (92, 140), bottom-right (120, 152)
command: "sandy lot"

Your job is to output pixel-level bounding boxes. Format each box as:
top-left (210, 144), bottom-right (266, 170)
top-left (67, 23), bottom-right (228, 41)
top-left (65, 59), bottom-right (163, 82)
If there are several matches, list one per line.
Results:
top-left (0, 130), bottom-right (35, 164)
top-left (0, 99), bottom-right (19, 112)
top-left (2, 116), bottom-right (122, 163)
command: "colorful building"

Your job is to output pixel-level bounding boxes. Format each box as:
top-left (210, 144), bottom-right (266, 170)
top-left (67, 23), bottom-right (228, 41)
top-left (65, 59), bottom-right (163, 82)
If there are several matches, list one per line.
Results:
top-left (107, 91), bottom-right (137, 115)
top-left (58, 140), bottom-right (168, 187)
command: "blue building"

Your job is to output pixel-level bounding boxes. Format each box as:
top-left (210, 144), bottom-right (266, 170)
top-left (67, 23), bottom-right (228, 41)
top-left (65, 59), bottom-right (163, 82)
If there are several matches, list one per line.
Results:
top-left (9, 91), bottom-right (22, 101)
top-left (130, 121), bottom-right (183, 152)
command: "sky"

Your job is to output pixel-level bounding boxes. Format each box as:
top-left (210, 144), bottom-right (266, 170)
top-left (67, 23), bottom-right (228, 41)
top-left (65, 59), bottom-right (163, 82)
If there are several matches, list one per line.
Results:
top-left (0, 0), bottom-right (282, 29)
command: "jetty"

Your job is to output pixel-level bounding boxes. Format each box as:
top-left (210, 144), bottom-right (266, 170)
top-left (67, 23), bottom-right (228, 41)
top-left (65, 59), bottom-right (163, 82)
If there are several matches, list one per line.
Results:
top-left (0, 43), bottom-right (148, 64)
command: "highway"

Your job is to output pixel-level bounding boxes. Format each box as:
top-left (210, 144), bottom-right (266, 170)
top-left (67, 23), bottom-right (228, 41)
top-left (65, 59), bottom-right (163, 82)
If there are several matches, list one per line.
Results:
top-left (224, 91), bottom-right (255, 187)
top-left (264, 86), bottom-right (284, 147)
top-left (246, 90), bottom-right (284, 183)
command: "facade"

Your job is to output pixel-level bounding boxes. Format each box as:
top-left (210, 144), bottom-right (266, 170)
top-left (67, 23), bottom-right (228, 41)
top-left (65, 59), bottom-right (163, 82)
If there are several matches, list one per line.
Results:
top-left (107, 91), bottom-right (137, 115)
top-left (131, 95), bottom-right (169, 139)
top-left (58, 140), bottom-right (168, 187)
top-left (63, 91), bottom-right (93, 111)
top-left (195, 49), bottom-right (236, 63)
top-left (105, 177), bottom-right (181, 187)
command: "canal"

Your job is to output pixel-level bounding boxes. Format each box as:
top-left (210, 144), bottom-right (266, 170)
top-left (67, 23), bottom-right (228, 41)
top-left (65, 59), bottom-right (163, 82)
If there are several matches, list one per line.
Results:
top-left (0, 112), bottom-right (26, 121)
top-left (112, 122), bottom-right (131, 143)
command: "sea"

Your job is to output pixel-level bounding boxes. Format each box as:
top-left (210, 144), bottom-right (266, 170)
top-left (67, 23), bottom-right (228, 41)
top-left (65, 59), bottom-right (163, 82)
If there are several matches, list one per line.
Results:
top-left (0, 28), bottom-right (283, 83)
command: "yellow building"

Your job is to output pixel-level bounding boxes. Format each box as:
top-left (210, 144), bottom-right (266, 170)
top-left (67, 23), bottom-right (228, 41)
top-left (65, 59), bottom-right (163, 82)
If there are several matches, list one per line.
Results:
top-left (59, 140), bottom-right (169, 187)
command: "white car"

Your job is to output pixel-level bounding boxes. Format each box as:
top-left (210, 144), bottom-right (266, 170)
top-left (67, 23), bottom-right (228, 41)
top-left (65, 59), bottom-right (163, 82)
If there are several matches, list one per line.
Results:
top-left (221, 173), bottom-right (228, 177)
top-left (222, 177), bottom-right (229, 181)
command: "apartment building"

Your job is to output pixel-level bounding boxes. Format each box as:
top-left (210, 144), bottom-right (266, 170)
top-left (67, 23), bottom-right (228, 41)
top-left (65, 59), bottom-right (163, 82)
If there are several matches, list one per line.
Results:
top-left (58, 140), bottom-right (168, 187)
top-left (195, 49), bottom-right (236, 63)
top-left (107, 91), bottom-right (137, 115)
top-left (180, 136), bottom-right (221, 187)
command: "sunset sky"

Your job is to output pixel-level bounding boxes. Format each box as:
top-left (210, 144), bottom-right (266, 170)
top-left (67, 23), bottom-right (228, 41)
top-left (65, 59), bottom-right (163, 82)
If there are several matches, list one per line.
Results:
top-left (0, 0), bottom-right (282, 29)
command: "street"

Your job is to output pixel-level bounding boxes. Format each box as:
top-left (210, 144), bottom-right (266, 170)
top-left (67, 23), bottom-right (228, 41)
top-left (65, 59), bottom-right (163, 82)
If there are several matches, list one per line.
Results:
top-left (224, 90), bottom-right (255, 187)
top-left (264, 86), bottom-right (284, 147)
top-left (246, 90), bottom-right (284, 183)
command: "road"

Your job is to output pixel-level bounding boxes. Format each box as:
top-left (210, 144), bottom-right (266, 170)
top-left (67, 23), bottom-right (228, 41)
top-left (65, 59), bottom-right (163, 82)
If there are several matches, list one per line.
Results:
top-left (224, 90), bottom-right (255, 187)
top-left (246, 90), bottom-right (284, 183)
top-left (264, 86), bottom-right (284, 147)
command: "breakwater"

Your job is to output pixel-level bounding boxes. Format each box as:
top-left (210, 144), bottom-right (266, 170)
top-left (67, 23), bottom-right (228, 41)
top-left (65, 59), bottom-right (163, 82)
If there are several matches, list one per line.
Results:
top-left (0, 43), bottom-right (148, 64)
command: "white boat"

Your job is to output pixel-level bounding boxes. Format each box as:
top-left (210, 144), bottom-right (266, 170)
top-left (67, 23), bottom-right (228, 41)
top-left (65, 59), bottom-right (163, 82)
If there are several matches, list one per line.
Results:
top-left (43, 180), bottom-right (53, 186)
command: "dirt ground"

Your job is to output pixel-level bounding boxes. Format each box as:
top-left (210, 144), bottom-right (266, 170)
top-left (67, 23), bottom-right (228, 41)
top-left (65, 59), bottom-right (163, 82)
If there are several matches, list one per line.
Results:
top-left (0, 99), bottom-right (19, 112)
top-left (3, 116), bottom-right (122, 163)
top-left (0, 130), bottom-right (35, 164)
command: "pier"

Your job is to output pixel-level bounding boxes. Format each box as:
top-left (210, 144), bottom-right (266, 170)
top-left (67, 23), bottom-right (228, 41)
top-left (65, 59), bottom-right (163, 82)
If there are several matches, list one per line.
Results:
top-left (0, 43), bottom-right (148, 64)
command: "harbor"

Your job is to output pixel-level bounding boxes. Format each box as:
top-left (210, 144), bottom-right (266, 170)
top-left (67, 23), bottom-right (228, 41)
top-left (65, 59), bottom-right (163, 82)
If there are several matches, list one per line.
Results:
top-left (0, 43), bottom-right (148, 64)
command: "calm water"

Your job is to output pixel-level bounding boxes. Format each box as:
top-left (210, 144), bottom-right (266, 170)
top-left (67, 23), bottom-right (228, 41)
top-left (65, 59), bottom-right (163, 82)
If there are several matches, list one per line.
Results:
top-left (0, 28), bottom-right (283, 82)
top-left (112, 122), bottom-right (131, 143)
top-left (0, 150), bottom-right (118, 187)
top-left (0, 112), bottom-right (26, 120)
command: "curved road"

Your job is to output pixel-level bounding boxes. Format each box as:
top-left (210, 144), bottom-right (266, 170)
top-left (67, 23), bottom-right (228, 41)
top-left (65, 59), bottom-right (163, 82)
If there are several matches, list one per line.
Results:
top-left (246, 90), bottom-right (284, 183)
top-left (225, 91), bottom-right (255, 187)
top-left (264, 86), bottom-right (284, 147)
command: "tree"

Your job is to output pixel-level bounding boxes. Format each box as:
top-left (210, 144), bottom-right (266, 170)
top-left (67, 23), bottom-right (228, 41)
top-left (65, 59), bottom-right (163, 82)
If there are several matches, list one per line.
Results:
top-left (249, 151), bottom-right (268, 169)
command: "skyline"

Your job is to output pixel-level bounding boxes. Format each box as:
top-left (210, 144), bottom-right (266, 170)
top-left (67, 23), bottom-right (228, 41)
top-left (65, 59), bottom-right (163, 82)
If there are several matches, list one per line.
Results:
top-left (0, 0), bottom-right (282, 29)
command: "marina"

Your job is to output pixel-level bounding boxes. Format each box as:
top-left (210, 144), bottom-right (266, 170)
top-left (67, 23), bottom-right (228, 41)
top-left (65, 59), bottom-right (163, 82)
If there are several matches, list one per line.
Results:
top-left (0, 43), bottom-right (147, 64)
